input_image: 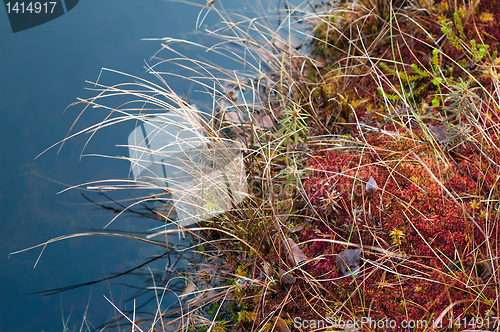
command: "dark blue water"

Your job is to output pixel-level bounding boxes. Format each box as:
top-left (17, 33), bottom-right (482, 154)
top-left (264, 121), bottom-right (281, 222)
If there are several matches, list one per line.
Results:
top-left (0, 1), bottom-right (249, 330)
top-left (0, 0), bottom-right (307, 330)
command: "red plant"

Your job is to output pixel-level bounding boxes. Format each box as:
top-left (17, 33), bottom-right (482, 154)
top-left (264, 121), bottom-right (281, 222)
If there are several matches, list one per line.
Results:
top-left (297, 133), bottom-right (498, 328)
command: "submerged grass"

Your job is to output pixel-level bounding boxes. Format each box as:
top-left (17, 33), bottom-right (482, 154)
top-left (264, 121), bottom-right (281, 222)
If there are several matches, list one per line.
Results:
top-left (17, 0), bottom-right (500, 330)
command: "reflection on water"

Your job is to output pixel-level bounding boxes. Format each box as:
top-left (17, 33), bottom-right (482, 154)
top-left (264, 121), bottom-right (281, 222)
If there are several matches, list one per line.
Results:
top-left (65, 194), bottom-right (234, 331)
top-left (30, 193), bottom-right (203, 330)
top-left (126, 109), bottom-right (248, 227)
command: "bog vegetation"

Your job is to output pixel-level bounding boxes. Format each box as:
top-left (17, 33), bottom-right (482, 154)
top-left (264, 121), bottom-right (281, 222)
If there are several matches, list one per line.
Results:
top-left (40, 0), bottom-right (500, 330)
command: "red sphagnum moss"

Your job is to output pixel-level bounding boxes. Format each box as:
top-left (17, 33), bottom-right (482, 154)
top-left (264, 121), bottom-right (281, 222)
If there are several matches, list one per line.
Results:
top-left (297, 131), bottom-right (498, 327)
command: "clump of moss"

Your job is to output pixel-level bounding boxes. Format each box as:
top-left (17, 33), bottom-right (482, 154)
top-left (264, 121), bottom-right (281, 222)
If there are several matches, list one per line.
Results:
top-left (300, 131), bottom-right (498, 322)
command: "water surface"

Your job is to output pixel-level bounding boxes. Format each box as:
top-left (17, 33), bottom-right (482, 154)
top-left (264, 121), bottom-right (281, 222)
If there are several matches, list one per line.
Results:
top-left (0, 0), bottom-right (306, 330)
top-left (0, 1), bottom-right (241, 330)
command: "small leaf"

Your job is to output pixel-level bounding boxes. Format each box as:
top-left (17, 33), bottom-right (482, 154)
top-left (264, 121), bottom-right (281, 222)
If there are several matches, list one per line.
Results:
top-left (282, 238), bottom-right (308, 266)
top-left (292, 221), bottom-right (307, 232)
top-left (279, 268), bottom-right (297, 285)
top-left (314, 54), bottom-right (327, 68)
top-left (345, 328), bottom-right (360, 332)
top-left (257, 114), bottom-right (275, 129)
top-left (180, 280), bottom-right (197, 297)
top-left (262, 261), bottom-right (273, 277)
top-left (224, 111), bottom-right (241, 124)
top-left (271, 317), bottom-right (291, 332)
top-left (428, 124), bottom-right (447, 141)
top-left (431, 96), bottom-right (440, 107)
top-left (365, 176), bottom-right (378, 194)
top-left (336, 248), bottom-right (362, 277)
